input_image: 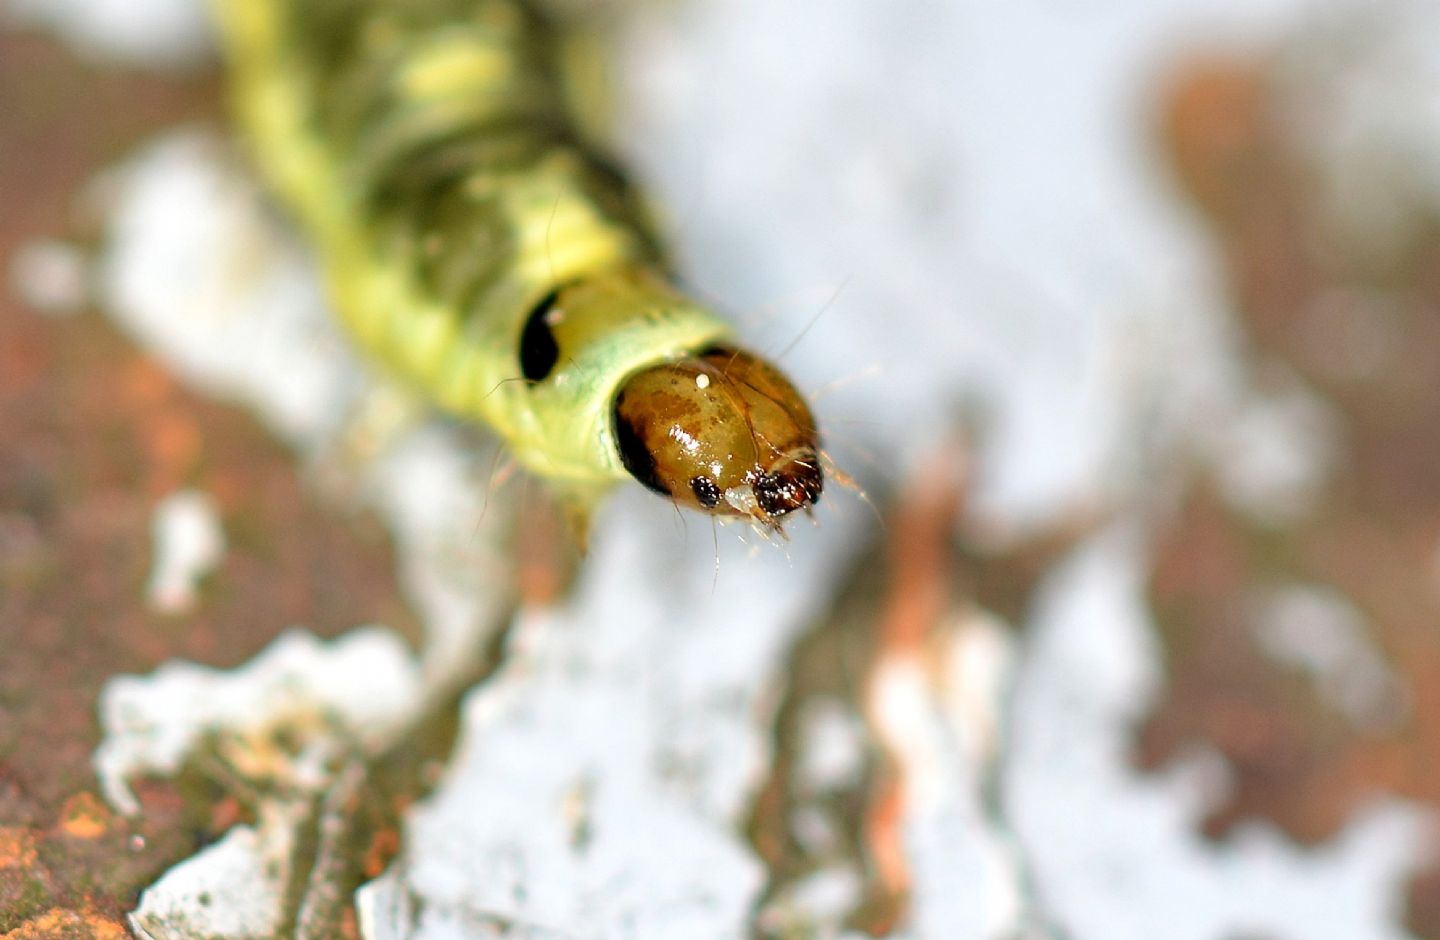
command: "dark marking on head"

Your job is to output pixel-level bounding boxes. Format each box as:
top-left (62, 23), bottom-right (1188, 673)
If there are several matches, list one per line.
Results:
top-left (614, 397), bottom-right (670, 496)
top-left (519, 289), bottom-right (561, 382)
top-left (690, 476), bottom-right (722, 509)
top-left (754, 461), bottom-right (824, 517)
top-left (612, 348), bottom-right (823, 526)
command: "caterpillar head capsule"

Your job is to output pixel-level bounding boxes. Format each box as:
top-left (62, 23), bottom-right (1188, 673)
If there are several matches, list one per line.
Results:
top-left (613, 346), bottom-right (823, 529)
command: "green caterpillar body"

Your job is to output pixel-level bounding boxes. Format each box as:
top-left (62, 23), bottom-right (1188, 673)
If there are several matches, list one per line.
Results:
top-left (213, 0), bottom-right (824, 532)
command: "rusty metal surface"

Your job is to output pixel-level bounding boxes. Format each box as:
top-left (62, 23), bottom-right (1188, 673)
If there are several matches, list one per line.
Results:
top-left (743, 437), bottom-right (1100, 936)
top-left (0, 31), bottom-right (418, 935)
top-left (1140, 54), bottom-right (1440, 938)
top-left (7, 10), bottom-right (1440, 940)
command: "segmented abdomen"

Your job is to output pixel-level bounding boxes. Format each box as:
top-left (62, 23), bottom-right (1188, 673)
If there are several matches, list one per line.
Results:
top-left (296, 0), bottom-right (660, 302)
top-left (214, 0), bottom-right (730, 483)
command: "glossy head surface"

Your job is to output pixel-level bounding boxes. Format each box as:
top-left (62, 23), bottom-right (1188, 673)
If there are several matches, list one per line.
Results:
top-left (613, 346), bottom-right (822, 527)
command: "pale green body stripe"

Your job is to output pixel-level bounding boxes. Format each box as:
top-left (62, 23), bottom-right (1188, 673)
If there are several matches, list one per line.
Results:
top-left (210, 0), bottom-right (734, 492)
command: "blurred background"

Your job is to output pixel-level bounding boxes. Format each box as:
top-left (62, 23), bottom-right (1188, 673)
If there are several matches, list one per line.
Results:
top-left (3, 0), bottom-right (1440, 937)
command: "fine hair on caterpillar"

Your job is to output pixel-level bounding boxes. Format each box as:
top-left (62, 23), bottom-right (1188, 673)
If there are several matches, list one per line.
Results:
top-left (213, 0), bottom-right (837, 540)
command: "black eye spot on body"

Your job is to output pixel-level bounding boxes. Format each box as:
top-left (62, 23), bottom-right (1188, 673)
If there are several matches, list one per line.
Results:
top-left (614, 399), bottom-right (670, 496)
top-left (689, 476), bottom-right (721, 508)
top-left (519, 289), bottom-right (561, 382)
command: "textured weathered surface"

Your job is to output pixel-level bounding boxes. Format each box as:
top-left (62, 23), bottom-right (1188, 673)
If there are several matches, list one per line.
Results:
top-left (10, 0), bottom-right (1440, 938)
top-left (0, 29), bottom-right (419, 935)
top-left (1140, 40), bottom-right (1440, 935)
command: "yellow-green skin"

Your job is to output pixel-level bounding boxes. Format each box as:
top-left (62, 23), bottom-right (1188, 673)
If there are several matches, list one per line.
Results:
top-left (211, 0), bottom-right (734, 508)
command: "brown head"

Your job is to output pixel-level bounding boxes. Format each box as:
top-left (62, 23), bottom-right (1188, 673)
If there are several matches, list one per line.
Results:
top-left (613, 346), bottom-right (823, 529)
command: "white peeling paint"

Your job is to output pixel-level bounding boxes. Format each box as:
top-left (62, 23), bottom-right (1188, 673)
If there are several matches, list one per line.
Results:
top-left (868, 651), bottom-right (945, 816)
top-left (620, 2), bottom-right (1438, 933)
top-left (131, 821), bottom-right (290, 940)
top-left (618, 0), bottom-right (1309, 527)
top-left (48, 0), bottom-right (1439, 936)
top-left (101, 129), bottom-right (515, 670)
top-left (95, 628), bottom-right (422, 816)
top-left (357, 518), bottom-right (839, 939)
top-left (145, 488), bottom-right (225, 615)
top-left (1280, 3), bottom-right (1440, 271)
top-left (102, 131), bottom-right (365, 449)
top-left (1257, 585), bottom-right (1409, 732)
top-left (862, 612), bottom-right (1050, 939)
top-left (785, 868), bottom-right (866, 931)
top-left (938, 613), bottom-right (1018, 771)
top-left (796, 698), bottom-right (866, 793)
top-left (1008, 532), bottom-right (1430, 940)
top-left (1214, 385), bottom-right (1340, 528)
top-left (931, 615), bottom-right (1033, 938)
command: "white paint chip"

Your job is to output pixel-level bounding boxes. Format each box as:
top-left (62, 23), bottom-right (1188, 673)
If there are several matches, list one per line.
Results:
top-left (1216, 386), bottom-right (1339, 527)
top-left (94, 628), bottom-right (423, 816)
top-left (145, 489), bottom-right (225, 615)
top-left (1257, 585), bottom-right (1408, 732)
top-left (1009, 533), bottom-right (1430, 940)
top-left (796, 698), bottom-right (865, 792)
top-left (130, 823), bottom-right (288, 940)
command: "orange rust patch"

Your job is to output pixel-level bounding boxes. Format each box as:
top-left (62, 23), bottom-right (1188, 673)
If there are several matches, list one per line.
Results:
top-left (208, 795), bottom-right (245, 834)
top-left (743, 432), bottom-right (1099, 937)
top-left (362, 825), bottom-right (402, 880)
top-left (0, 828), bottom-right (38, 870)
top-left (0, 908), bottom-right (127, 940)
top-left (0, 28), bottom-right (418, 928)
top-left (57, 793), bottom-right (110, 840)
top-left (1159, 55), bottom-right (1272, 229)
top-left (1147, 43), bottom-right (1440, 938)
top-left (856, 770), bottom-right (907, 936)
top-left (851, 444), bottom-right (968, 935)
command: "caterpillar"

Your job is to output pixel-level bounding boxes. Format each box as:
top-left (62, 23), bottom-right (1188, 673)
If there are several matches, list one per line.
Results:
top-left (209, 0), bottom-right (824, 538)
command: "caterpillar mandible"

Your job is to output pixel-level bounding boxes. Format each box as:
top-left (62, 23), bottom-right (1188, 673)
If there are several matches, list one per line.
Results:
top-left (210, 0), bottom-right (824, 538)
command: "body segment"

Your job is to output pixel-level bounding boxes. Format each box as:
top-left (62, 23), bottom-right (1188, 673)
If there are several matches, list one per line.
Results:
top-left (212, 0), bottom-right (823, 528)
